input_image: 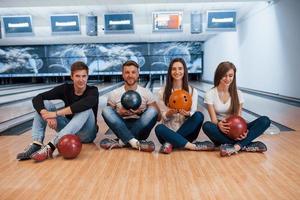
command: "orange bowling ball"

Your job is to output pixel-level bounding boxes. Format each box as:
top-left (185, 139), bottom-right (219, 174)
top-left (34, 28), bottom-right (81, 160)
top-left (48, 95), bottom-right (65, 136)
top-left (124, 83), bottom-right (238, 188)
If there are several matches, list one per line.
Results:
top-left (169, 89), bottom-right (192, 111)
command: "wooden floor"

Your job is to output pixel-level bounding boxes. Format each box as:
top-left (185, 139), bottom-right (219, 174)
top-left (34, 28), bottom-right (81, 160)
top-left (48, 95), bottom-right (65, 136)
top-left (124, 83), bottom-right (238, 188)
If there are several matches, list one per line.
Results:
top-left (0, 129), bottom-right (300, 199)
top-left (1, 83), bottom-right (300, 199)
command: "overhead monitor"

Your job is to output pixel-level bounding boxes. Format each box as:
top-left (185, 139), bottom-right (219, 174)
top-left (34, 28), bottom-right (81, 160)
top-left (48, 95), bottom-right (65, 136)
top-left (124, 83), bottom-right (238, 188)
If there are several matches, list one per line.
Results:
top-left (206, 10), bottom-right (236, 31)
top-left (1, 15), bottom-right (33, 37)
top-left (50, 14), bottom-right (80, 34)
top-left (104, 13), bottom-right (134, 33)
top-left (153, 11), bottom-right (183, 32)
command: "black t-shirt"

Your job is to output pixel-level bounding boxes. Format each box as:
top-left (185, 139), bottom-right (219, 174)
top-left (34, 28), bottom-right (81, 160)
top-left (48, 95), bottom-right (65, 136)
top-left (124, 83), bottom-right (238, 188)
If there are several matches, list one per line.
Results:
top-left (32, 83), bottom-right (99, 125)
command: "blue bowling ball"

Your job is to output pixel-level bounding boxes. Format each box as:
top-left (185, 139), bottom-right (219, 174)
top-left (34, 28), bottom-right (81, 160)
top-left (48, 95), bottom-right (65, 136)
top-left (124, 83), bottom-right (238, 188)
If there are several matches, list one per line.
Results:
top-left (121, 90), bottom-right (142, 110)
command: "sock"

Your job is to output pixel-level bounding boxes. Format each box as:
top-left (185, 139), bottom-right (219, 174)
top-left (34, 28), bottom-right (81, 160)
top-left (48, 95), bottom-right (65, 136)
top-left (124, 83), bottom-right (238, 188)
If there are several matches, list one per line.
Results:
top-left (33, 141), bottom-right (43, 146)
top-left (184, 142), bottom-right (196, 150)
top-left (47, 142), bottom-right (56, 151)
top-left (129, 138), bottom-right (139, 149)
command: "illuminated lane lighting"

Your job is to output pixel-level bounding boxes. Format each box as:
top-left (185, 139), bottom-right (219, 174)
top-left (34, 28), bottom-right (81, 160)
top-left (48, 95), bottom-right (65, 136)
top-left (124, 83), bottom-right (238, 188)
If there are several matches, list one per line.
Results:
top-left (212, 17), bottom-right (234, 23)
top-left (55, 21), bottom-right (77, 26)
top-left (8, 22), bottom-right (29, 28)
top-left (109, 20), bottom-right (130, 25)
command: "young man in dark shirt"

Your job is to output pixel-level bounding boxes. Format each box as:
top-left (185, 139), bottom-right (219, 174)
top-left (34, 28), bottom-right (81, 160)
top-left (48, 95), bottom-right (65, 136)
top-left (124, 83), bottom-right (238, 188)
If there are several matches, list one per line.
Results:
top-left (17, 61), bottom-right (99, 162)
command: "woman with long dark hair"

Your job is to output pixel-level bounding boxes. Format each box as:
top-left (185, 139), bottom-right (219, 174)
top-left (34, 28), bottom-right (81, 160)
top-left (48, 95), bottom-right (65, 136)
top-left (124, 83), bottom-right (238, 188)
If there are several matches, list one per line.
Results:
top-left (203, 61), bottom-right (271, 156)
top-left (155, 58), bottom-right (214, 154)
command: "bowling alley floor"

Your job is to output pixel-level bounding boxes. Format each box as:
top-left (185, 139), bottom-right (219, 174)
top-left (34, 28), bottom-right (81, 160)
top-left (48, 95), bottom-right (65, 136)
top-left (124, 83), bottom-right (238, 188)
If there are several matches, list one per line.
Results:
top-left (0, 127), bottom-right (300, 200)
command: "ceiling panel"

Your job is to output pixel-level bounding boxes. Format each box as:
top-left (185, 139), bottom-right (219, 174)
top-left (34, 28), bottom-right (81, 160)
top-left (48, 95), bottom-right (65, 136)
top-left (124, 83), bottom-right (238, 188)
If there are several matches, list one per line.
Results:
top-left (0, 0), bottom-right (269, 45)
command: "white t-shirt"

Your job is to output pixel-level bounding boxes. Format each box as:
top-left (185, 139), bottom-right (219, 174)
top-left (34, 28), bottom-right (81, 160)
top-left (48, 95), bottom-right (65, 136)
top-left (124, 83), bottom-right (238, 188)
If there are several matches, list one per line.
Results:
top-left (204, 87), bottom-right (244, 120)
top-left (158, 86), bottom-right (198, 131)
top-left (108, 85), bottom-right (156, 119)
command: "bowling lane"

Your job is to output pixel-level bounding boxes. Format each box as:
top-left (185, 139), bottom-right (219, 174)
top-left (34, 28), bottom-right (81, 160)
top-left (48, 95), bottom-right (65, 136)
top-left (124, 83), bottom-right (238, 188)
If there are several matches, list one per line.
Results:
top-left (0, 84), bottom-right (59, 96)
top-left (0, 82), bottom-right (105, 106)
top-left (0, 87), bottom-right (58, 106)
top-left (190, 81), bottom-right (300, 131)
top-left (0, 82), bottom-right (112, 124)
top-left (152, 80), bottom-right (281, 134)
top-left (0, 83), bottom-right (45, 91)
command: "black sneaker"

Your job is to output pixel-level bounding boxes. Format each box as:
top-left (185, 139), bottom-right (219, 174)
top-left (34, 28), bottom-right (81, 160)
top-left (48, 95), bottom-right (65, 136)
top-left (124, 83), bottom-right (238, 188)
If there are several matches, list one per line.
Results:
top-left (16, 143), bottom-right (42, 160)
top-left (193, 141), bottom-right (215, 151)
top-left (137, 140), bottom-right (155, 152)
top-left (100, 138), bottom-right (123, 150)
top-left (220, 144), bottom-right (238, 157)
top-left (242, 141), bottom-right (267, 153)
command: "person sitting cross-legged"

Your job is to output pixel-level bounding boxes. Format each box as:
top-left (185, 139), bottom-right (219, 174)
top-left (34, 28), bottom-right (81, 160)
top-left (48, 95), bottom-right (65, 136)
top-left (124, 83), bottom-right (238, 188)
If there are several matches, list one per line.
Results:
top-left (16, 61), bottom-right (99, 162)
top-left (202, 61), bottom-right (271, 157)
top-left (155, 58), bottom-right (214, 154)
top-left (100, 60), bottom-right (161, 152)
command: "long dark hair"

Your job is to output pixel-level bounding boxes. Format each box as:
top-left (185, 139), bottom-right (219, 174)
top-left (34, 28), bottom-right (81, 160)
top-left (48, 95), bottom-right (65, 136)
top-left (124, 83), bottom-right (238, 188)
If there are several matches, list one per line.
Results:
top-left (163, 58), bottom-right (189, 106)
top-left (214, 61), bottom-right (239, 115)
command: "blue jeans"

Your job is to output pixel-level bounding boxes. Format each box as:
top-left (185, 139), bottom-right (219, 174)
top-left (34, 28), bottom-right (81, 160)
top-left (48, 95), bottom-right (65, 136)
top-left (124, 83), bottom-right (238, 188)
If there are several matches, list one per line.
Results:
top-left (202, 116), bottom-right (271, 147)
top-left (155, 112), bottom-right (204, 148)
top-left (101, 106), bottom-right (158, 144)
top-left (32, 100), bottom-right (97, 145)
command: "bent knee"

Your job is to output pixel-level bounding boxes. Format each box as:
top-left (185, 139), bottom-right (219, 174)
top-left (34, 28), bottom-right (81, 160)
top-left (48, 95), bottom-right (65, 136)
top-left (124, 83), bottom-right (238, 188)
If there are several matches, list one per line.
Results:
top-left (43, 100), bottom-right (56, 111)
top-left (192, 111), bottom-right (204, 121)
top-left (146, 107), bottom-right (158, 116)
top-left (260, 116), bottom-right (271, 127)
top-left (102, 106), bottom-right (114, 117)
top-left (74, 109), bottom-right (93, 118)
top-left (142, 107), bottom-right (158, 121)
top-left (202, 121), bottom-right (213, 132)
top-left (155, 124), bottom-right (165, 135)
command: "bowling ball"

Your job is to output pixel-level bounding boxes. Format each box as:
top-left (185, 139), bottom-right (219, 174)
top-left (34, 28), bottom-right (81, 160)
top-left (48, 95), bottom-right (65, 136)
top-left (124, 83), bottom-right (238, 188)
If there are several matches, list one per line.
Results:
top-left (57, 134), bottom-right (82, 159)
top-left (121, 90), bottom-right (142, 110)
top-left (226, 115), bottom-right (247, 139)
top-left (169, 89), bottom-right (192, 111)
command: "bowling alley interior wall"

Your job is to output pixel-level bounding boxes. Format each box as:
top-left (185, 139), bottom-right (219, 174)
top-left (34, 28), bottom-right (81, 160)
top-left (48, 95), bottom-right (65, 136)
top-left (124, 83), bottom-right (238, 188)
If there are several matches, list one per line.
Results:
top-left (0, 0), bottom-right (299, 99)
top-left (203, 0), bottom-right (300, 99)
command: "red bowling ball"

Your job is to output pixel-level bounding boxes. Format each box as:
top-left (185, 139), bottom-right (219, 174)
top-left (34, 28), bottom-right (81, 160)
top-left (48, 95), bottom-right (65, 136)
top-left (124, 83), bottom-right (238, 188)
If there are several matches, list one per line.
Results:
top-left (226, 115), bottom-right (247, 140)
top-left (57, 134), bottom-right (82, 159)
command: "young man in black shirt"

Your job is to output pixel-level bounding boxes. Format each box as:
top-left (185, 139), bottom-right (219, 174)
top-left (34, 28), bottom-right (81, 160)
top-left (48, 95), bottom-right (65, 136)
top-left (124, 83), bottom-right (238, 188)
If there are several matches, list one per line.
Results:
top-left (17, 61), bottom-right (99, 162)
